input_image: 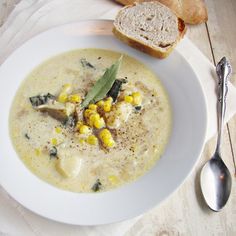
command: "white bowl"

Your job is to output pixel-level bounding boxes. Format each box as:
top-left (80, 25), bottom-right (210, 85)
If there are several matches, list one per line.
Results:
top-left (0, 20), bottom-right (207, 225)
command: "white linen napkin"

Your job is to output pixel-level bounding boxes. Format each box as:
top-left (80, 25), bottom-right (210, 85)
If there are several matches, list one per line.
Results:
top-left (0, 0), bottom-right (236, 235)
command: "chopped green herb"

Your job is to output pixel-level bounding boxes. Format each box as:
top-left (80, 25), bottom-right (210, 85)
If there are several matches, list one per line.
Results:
top-left (135, 106), bottom-right (142, 111)
top-left (81, 56), bottom-right (123, 108)
top-left (107, 79), bottom-right (123, 102)
top-left (24, 133), bottom-right (30, 140)
top-left (49, 146), bottom-right (58, 159)
top-left (91, 179), bottom-right (102, 192)
top-left (63, 115), bottom-right (76, 129)
top-left (29, 93), bottom-right (55, 107)
top-left (80, 58), bottom-right (95, 69)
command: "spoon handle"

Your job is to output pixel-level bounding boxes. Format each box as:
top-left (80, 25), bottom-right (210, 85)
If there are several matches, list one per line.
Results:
top-left (215, 57), bottom-right (232, 156)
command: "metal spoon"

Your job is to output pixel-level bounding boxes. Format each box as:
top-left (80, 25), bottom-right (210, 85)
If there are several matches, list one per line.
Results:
top-left (200, 57), bottom-right (232, 211)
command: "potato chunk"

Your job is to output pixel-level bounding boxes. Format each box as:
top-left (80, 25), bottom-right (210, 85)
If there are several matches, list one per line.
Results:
top-left (56, 156), bottom-right (82, 178)
top-left (106, 102), bottom-right (132, 129)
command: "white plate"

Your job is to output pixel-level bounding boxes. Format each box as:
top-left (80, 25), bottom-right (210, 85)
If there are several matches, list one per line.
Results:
top-left (0, 20), bottom-right (207, 225)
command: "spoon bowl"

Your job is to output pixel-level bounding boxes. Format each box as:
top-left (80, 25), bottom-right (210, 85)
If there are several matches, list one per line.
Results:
top-left (200, 155), bottom-right (232, 211)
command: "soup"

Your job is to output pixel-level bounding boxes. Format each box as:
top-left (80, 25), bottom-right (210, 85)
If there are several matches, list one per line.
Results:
top-left (9, 48), bottom-right (172, 192)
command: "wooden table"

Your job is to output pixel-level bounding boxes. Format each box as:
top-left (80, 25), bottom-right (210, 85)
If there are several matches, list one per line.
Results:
top-left (0, 0), bottom-right (235, 235)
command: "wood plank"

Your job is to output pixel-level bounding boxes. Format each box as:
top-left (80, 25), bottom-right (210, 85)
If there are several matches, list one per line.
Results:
top-left (205, 0), bottom-right (236, 175)
top-left (186, 23), bottom-right (213, 63)
top-left (205, 0), bottom-right (236, 78)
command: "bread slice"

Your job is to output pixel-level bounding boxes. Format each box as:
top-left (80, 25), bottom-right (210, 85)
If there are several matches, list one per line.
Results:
top-left (115, 0), bottom-right (208, 25)
top-left (113, 1), bottom-right (186, 58)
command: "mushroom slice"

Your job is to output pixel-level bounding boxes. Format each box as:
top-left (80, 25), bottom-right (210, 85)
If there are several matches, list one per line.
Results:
top-left (36, 101), bottom-right (75, 122)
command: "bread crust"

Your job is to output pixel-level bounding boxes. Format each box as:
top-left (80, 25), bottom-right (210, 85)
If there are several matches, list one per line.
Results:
top-left (115, 0), bottom-right (208, 24)
top-left (113, 3), bottom-right (186, 59)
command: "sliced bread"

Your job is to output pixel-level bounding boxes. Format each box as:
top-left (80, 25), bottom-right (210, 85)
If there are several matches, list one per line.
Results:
top-left (113, 1), bottom-right (186, 58)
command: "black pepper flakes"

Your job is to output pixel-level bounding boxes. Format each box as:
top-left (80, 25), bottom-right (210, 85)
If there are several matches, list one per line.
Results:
top-left (24, 133), bottom-right (30, 140)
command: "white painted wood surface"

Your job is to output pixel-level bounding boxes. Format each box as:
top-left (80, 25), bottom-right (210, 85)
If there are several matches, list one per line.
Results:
top-left (0, 0), bottom-right (235, 235)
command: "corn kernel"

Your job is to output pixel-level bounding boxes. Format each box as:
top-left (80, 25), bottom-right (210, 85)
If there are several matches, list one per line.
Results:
top-left (34, 148), bottom-right (41, 156)
top-left (103, 137), bottom-right (115, 147)
top-left (94, 117), bottom-right (105, 129)
top-left (76, 121), bottom-right (83, 130)
top-left (108, 175), bottom-right (119, 185)
top-left (84, 109), bottom-right (91, 117)
top-left (80, 183), bottom-right (86, 191)
top-left (84, 109), bottom-right (95, 118)
top-left (106, 116), bottom-right (115, 127)
top-left (89, 113), bottom-right (100, 125)
top-left (99, 129), bottom-right (112, 139)
top-left (55, 127), bottom-right (62, 134)
top-left (103, 101), bottom-right (111, 112)
top-left (51, 138), bottom-right (58, 145)
top-left (106, 97), bottom-right (113, 103)
top-left (68, 94), bottom-right (81, 103)
top-left (58, 93), bottom-right (68, 103)
top-left (88, 104), bottom-right (97, 111)
top-left (124, 95), bottom-right (133, 103)
top-left (79, 125), bottom-right (90, 134)
top-left (79, 138), bottom-right (85, 144)
top-left (87, 135), bottom-right (98, 145)
top-left (96, 100), bottom-right (104, 107)
top-left (61, 83), bottom-right (72, 93)
top-left (132, 92), bottom-right (142, 105)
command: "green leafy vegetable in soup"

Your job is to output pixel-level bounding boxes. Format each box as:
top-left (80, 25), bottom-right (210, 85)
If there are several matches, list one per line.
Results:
top-left (9, 48), bottom-right (172, 193)
top-left (81, 56), bottom-right (122, 108)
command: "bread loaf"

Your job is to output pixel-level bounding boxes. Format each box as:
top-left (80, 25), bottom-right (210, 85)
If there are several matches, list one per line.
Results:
top-left (115, 0), bottom-right (208, 24)
top-left (113, 1), bottom-right (186, 58)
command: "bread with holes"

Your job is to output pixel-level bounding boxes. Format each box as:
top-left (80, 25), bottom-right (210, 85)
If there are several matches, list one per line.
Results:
top-left (113, 1), bottom-right (186, 58)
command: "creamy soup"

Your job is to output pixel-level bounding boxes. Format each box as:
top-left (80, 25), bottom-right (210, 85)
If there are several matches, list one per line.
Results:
top-left (9, 49), bottom-right (172, 192)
